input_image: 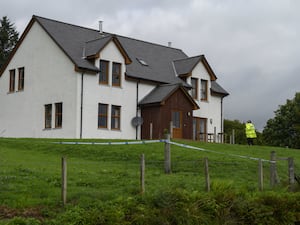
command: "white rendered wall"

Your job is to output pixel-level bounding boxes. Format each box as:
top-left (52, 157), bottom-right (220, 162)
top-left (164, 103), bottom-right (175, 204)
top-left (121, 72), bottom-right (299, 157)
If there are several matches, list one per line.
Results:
top-left (0, 22), bottom-right (79, 138)
top-left (81, 41), bottom-right (155, 139)
top-left (188, 62), bottom-right (223, 135)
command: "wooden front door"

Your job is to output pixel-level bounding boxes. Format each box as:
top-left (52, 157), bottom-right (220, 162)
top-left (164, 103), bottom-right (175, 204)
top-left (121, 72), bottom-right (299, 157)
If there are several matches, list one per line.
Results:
top-left (172, 111), bottom-right (182, 139)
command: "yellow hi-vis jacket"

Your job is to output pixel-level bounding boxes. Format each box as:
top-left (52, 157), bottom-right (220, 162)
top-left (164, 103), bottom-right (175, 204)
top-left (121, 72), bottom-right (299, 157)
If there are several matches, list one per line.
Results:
top-left (245, 122), bottom-right (257, 138)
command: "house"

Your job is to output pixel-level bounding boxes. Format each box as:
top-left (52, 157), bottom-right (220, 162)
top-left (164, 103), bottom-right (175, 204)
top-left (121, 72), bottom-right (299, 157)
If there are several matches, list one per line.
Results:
top-left (0, 15), bottom-right (229, 141)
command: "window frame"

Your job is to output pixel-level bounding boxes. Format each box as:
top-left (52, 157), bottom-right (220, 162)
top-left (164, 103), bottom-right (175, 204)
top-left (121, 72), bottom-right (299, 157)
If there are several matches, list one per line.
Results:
top-left (18, 67), bottom-right (25, 91)
top-left (200, 79), bottom-right (208, 101)
top-left (111, 105), bottom-right (121, 130)
top-left (112, 62), bottom-right (121, 87)
top-left (44, 104), bottom-right (52, 129)
top-left (9, 69), bottom-right (15, 93)
top-left (99, 60), bottom-right (109, 85)
top-left (98, 103), bottom-right (108, 128)
top-left (55, 102), bottom-right (63, 128)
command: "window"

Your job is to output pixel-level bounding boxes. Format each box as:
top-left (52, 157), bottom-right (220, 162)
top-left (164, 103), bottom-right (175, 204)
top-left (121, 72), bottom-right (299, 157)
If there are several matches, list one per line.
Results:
top-left (98, 103), bottom-right (108, 128)
top-left (112, 62), bottom-right (121, 86)
top-left (111, 105), bottom-right (121, 130)
top-left (55, 102), bottom-right (63, 128)
top-left (45, 104), bottom-right (52, 129)
top-left (137, 58), bottom-right (148, 66)
top-left (199, 118), bottom-right (207, 141)
top-left (172, 111), bottom-right (181, 128)
top-left (99, 60), bottom-right (109, 84)
top-left (9, 69), bottom-right (15, 92)
top-left (191, 78), bottom-right (198, 99)
top-left (18, 67), bottom-right (25, 91)
top-left (200, 79), bottom-right (208, 101)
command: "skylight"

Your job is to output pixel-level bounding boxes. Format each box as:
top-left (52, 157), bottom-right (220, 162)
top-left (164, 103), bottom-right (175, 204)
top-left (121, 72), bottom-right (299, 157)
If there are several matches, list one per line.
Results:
top-left (137, 58), bottom-right (148, 66)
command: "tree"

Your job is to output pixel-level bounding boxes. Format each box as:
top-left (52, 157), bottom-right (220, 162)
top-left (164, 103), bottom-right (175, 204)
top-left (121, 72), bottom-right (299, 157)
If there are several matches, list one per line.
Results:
top-left (263, 92), bottom-right (300, 148)
top-left (0, 16), bottom-right (19, 69)
top-left (224, 119), bottom-right (247, 144)
top-left (224, 119), bottom-right (263, 145)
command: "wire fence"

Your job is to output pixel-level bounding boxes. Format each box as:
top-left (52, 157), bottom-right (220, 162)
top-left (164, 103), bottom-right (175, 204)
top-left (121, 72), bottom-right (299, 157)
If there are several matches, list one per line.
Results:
top-left (0, 139), bottom-right (297, 206)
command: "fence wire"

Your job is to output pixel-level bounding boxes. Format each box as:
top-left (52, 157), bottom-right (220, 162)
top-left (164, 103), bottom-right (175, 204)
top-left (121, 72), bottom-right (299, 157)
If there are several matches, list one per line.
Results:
top-left (0, 140), bottom-right (296, 206)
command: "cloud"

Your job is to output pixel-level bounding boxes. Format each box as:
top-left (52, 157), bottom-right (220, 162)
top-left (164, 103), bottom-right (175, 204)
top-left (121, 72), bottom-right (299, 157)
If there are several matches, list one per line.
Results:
top-left (1, 0), bottom-right (300, 132)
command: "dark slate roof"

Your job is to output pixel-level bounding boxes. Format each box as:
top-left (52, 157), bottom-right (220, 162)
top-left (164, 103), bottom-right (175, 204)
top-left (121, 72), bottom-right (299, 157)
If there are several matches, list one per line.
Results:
top-left (174, 55), bottom-right (203, 75)
top-left (35, 16), bottom-right (100, 72)
top-left (85, 35), bottom-right (113, 57)
top-left (26, 16), bottom-right (227, 96)
top-left (34, 15), bottom-right (187, 84)
top-left (116, 36), bottom-right (187, 84)
top-left (211, 81), bottom-right (229, 96)
top-left (139, 83), bottom-right (199, 109)
top-left (139, 84), bottom-right (179, 105)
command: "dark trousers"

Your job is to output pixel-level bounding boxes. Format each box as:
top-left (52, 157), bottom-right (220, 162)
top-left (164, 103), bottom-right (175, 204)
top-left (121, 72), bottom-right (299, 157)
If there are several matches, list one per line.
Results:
top-left (247, 138), bottom-right (254, 146)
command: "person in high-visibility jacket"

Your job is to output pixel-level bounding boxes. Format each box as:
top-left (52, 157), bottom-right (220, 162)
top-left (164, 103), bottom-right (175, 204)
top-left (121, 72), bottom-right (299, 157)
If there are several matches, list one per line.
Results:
top-left (245, 120), bottom-right (257, 145)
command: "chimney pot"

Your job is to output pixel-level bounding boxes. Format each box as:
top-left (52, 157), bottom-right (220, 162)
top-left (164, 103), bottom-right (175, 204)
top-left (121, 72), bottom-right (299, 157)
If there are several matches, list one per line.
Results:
top-left (99, 21), bottom-right (103, 33)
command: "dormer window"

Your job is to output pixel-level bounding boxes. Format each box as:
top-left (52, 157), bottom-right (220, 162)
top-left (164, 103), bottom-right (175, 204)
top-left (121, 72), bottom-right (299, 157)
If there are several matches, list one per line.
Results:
top-left (200, 79), bottom-right (208, 101)
top-left (137, 58), bottom-right (148, 66)
top-left (191, 78), bottom-right (198, 99)
top-left (112, 62), bottom-right (121, 87)
top-left (99, 60), bottom-right (109, 85)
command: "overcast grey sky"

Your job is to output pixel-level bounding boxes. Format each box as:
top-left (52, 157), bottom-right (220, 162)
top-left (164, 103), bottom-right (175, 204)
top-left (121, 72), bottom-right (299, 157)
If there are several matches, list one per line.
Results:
top-left (2, 0), bottom-right (300, 131)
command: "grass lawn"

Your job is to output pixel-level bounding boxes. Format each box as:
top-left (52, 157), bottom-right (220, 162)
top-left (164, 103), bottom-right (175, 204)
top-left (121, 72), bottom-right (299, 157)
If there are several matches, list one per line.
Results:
top-left (1, 138), bottom-right (300, 223)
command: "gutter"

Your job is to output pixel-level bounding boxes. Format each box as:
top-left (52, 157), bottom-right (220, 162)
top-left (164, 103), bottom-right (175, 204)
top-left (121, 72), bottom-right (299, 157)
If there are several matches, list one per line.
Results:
top-left (80, 73), bottom-right (84, 139)
top-left (221, 97), bottom-right (224, 143)
top-left (136, 80), bottom-right (139, 140)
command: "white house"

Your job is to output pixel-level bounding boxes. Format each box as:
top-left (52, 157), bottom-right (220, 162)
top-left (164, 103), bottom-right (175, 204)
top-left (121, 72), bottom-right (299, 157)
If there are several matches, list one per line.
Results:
top-left (0, 15), bottom-right (228, 141)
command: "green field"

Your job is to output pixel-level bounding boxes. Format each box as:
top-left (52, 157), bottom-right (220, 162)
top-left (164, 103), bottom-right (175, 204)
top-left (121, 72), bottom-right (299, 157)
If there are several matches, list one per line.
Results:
top-left (1, 138), bottom-right (300, 224)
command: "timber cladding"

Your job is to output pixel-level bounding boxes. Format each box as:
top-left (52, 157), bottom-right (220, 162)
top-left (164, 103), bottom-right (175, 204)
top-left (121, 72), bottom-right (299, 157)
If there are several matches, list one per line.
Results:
top-left (141, 88), bottom-right (194, 140)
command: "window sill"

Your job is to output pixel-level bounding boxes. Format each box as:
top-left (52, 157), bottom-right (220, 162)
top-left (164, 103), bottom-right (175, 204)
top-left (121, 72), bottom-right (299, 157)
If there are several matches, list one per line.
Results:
top-left (43, 127), bottom-right (62, 131)
top-left (7, 90), bottom-right (24, 94)
top-left (98, 127), bottom-right (108, 130)
top-left (98, 84), bottom-right (123, 89)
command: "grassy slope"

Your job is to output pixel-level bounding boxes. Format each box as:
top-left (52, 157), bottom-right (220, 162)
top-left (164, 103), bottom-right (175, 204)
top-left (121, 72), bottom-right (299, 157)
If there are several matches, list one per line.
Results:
top-left (1, 138), bottom-right (300, 223)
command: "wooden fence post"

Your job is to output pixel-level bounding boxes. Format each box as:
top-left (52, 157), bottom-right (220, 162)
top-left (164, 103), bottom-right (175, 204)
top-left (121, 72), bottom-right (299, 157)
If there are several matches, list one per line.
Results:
top-left (61, 156), bottom-right (67, 206)
top-left (204, 157), bottom-right (210, 192)
top-left (258, 159), bottom-right (263, 191)
top-left (288, 157), bottom-right (295, 191)
top-left (213, 127), bottom-right (217, 143)
top-left (232, 129), bottom-right (235, 144)
top-left (169, 121), bottom-right (173, 139)
top-left (270, 151), bottom-right (279, 187)
top-left (150, 123), bottom-right (153, 140)
top-left (164, 134), bottom-right (171, 174)
top-left (140, 154), bottom-right (145, 194)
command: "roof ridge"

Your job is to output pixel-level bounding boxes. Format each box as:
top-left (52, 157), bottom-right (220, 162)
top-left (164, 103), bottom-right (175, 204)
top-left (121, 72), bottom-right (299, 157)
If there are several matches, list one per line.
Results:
top-left (85, 34), bottom-right (112, 43)
top-left (112, 32), bottom-right (186, 53)
top-left (33, 15), bottom-right (99, 33)
top-left (33, 15), bottom-right (187, 55)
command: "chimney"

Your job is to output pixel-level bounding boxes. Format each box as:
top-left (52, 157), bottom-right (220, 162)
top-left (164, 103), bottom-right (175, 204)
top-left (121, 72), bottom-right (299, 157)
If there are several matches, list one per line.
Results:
top-left (168, 41), bottom-right (172, 47)
top-left (99, 21), bottom-right (103, 34)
